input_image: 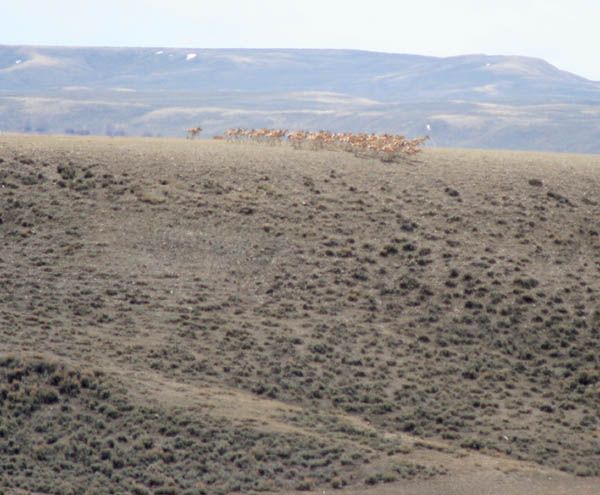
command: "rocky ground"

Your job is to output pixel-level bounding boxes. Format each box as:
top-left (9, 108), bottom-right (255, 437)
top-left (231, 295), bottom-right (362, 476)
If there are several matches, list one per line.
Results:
top-left (0, 135), bottom-right (599, 494)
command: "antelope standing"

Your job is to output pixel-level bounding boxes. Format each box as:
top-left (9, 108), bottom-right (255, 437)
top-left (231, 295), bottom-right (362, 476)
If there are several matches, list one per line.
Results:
top-left (186, 127), bottom-right (203, 139)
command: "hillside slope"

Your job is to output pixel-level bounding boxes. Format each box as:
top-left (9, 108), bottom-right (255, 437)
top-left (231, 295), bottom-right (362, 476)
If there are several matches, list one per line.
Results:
top-left (0, 135), bottom-right (599, 495)
top-left (2, 46), bottom-right (598, 99)
top-left (2, 46), bottom-right (600, 152)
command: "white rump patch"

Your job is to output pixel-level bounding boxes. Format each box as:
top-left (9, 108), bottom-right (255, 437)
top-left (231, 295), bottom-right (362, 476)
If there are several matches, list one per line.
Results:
top-left (186, 53), bottom-right (197, 61)
top-left (15, 59), bottom-right (22, 64)
top-left (155, 50), bottom-right (164, 55)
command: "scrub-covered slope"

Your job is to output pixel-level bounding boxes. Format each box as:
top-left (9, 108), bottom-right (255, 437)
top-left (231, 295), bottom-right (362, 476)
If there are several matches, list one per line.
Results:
top-left (0, 135), bottom-right (599, 494)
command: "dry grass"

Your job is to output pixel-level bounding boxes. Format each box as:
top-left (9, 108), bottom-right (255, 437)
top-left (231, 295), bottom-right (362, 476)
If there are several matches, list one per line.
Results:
top-left (0, 135), bottom-right (599, 494)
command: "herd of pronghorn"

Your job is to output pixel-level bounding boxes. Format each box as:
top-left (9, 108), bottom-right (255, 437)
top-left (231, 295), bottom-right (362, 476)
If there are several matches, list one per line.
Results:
top-left (186, 126), bottom-right (428, 161)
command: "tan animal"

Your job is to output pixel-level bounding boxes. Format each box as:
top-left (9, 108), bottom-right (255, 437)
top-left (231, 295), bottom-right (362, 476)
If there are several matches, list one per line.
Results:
top-left (186, 127), bottom-right (202, 139)
top-left (221, 126), bottom-right (428, 161)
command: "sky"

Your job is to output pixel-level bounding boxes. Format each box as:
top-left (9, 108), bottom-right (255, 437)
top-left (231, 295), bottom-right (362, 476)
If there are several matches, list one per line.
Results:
top-left (2, 0), bottom-right (600, 81)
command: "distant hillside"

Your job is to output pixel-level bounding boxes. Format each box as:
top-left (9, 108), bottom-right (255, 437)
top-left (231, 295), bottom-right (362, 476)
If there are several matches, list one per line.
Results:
top-left (1, 45), bottom-right (600, 152)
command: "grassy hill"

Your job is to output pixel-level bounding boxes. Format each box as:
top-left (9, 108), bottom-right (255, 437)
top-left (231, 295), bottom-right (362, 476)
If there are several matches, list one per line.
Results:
top-left (0, 135), bottom-right (599, 495)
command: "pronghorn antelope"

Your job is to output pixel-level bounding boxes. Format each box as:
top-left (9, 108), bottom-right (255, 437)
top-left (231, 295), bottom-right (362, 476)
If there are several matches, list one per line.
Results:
top-left (222, 128), bottom-right (428, 161)
top-left (287, 130), bottom-right (308, 148)
top-left (225, 128), bottom-right (288, 144)
top-left (186, 127), bottom-right (203, 139)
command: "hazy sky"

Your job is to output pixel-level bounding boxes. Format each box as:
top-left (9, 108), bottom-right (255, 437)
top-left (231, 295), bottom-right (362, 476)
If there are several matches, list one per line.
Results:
top-left (3, 0), bottom-right (600, 80)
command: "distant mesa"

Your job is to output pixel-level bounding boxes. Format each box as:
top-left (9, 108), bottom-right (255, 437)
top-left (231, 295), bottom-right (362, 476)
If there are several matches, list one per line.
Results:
top-left (1, 46), bottom-right (599, 153)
